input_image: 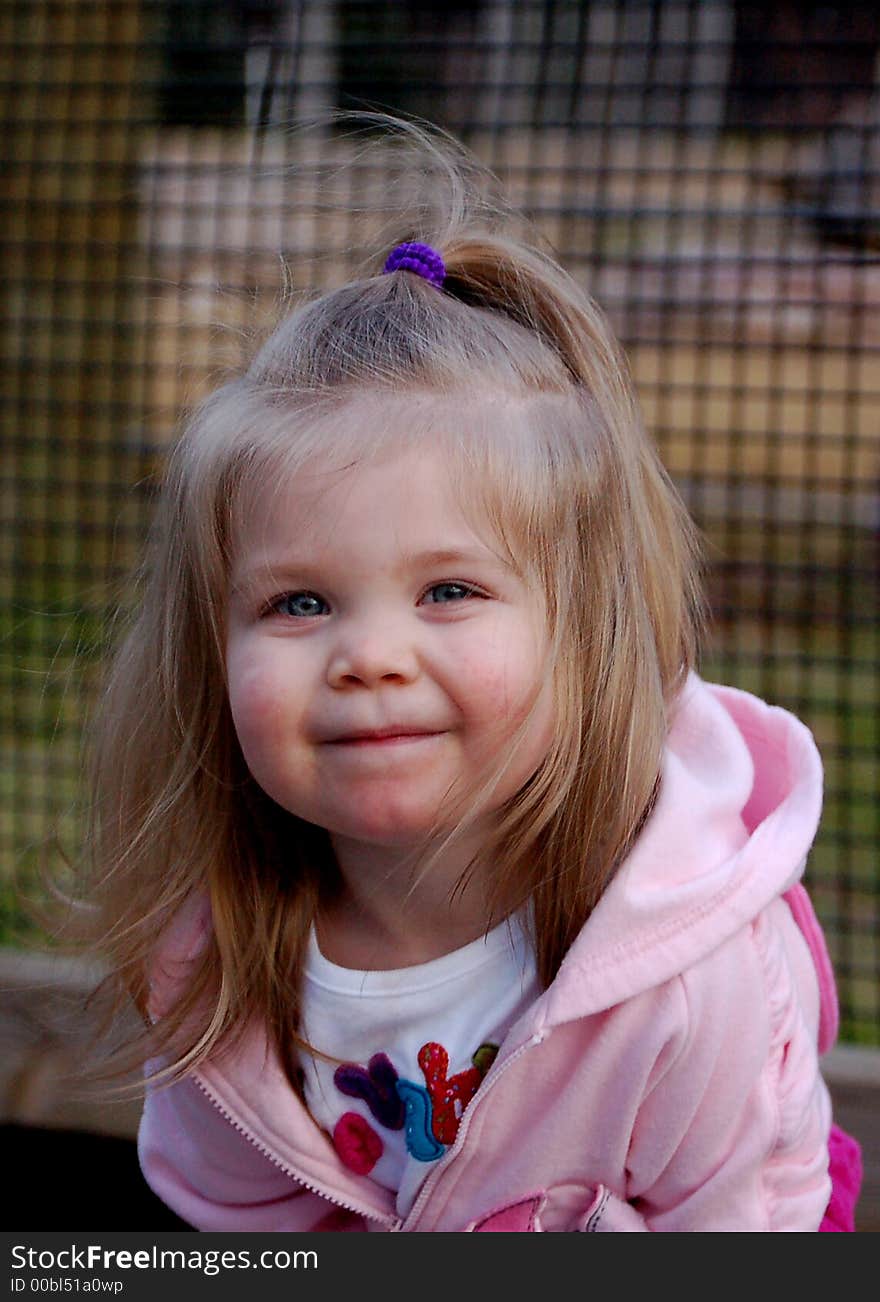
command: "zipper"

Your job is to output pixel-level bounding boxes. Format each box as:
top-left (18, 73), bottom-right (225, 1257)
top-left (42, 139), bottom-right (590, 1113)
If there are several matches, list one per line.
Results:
top-left (401, 1029), bottom-right (547, 1231)
top-left (193, 1070), bottom-right (402, 1231)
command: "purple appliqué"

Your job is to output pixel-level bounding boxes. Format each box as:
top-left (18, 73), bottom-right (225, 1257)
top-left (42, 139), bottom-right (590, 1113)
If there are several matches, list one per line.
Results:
top-left (334, 1052), bottom-right (405, 1130)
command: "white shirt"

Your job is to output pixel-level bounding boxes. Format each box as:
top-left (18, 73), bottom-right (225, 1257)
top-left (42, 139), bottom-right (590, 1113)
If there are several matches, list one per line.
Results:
top-left (299, 912), bottom-right (539, 1217)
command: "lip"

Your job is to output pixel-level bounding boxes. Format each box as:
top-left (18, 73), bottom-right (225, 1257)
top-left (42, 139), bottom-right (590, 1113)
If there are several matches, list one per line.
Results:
top-left (324, 728), bottom-right (444, 745)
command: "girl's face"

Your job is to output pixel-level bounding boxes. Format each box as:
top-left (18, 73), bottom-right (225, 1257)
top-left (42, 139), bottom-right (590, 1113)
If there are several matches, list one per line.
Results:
top-left (225, 440), bottom-right (556, 852)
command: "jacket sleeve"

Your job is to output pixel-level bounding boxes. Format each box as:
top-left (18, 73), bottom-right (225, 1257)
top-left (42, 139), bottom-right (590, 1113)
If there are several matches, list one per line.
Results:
top-left (138, 1075), bottom-right (352, 1232)
top-left (600, 903), bottom-right (833, 1232)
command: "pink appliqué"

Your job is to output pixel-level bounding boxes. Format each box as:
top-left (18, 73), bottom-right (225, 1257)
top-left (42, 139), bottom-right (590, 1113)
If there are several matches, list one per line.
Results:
top-left (333, 1111), bottom-right (383, 1175)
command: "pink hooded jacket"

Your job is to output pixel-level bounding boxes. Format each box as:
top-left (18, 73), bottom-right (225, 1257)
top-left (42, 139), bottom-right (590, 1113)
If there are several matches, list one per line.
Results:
top-left (138, 676), bottom-right (848, 1231)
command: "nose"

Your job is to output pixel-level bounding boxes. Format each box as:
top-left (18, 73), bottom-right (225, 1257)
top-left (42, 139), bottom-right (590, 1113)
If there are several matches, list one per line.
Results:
top-left (325, 619), bottom-right (420, 690)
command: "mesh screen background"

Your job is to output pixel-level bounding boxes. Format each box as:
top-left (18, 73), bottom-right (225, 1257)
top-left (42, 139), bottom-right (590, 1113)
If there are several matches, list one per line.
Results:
top-left (1, 0), bottom-right (878, 1043)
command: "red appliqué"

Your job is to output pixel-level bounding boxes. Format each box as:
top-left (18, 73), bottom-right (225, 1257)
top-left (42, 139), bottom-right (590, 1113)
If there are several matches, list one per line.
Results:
top-left (333, 1111), bottom-right (383, 1174)
top-left (418, 1042), bottom-right (483, 1145)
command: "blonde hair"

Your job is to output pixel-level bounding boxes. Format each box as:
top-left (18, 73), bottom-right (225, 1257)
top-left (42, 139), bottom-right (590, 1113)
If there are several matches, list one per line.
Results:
top-left (80, 118), bottom-right (705, 1091)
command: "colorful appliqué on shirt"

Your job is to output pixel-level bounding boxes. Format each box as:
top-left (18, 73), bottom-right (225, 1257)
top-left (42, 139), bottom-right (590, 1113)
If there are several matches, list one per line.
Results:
top-left (334, 1053), bottom-right (405, 1129)
top-left (417, 1042), bottom-right (483, 1144)
top-left (331, 1041), bottom-right (499, 1165)
top-left (333, 1111), bottom-right (384, 1174)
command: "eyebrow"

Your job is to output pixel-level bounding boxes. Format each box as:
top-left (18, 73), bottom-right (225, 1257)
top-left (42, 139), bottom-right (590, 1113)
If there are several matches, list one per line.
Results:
top-left (399, 547), bottom-right (514, 572)
top-left (231, 546), bottom-right (515, 593)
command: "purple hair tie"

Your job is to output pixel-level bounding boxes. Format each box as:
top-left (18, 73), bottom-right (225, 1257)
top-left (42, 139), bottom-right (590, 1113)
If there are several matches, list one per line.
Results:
top-left (383, 241), bottom-right (446, 289)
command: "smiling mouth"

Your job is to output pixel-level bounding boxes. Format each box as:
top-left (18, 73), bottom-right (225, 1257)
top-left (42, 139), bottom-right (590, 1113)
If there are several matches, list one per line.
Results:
top-left (326, 730), bottom-right (444, 746)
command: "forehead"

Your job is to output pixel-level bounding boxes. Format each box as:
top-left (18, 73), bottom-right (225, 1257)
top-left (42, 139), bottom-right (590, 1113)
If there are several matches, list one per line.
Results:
top-left (238, 445), bottom-right (479, 554)
top-left (229, 391), bottom-right (536, 567)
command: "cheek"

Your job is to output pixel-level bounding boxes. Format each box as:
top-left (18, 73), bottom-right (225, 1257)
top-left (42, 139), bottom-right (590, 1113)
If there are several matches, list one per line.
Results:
top-left (454, 624), bottom-right (550, 724)
top-left (226, 655), bottom-right (290, 754)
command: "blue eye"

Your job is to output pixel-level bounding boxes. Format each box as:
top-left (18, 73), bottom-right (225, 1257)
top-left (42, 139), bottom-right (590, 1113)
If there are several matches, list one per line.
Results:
top-left (423, 582), bottom-right (478, 604)
top-left (273, 592), bottom-right (328, 618)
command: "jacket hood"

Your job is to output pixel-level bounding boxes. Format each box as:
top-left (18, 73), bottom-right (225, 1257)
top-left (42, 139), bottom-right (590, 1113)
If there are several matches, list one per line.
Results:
top-left (539, 673), bottom-right (824, 1029)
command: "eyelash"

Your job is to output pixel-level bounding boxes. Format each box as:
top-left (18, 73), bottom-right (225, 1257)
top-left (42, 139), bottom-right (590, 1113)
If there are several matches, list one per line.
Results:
top-left (263, 582), bottom-right (486, 619)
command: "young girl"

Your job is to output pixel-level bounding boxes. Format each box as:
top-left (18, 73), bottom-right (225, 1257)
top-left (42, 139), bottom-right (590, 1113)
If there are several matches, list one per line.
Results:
top-left (86, 124), bottom-right (860, 1232)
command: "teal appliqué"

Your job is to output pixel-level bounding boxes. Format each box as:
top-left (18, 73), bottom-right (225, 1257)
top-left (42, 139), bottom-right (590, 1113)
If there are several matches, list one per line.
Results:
top-left (395, 1079), bottom-right (445, 1161)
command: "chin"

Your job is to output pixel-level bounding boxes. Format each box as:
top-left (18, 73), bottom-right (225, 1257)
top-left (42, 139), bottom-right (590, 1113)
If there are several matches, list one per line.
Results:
top-left (329, 803), bottom-right (453, 849)
top-left (342, 820), bottom-right (442, 849)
